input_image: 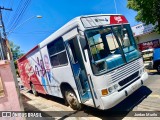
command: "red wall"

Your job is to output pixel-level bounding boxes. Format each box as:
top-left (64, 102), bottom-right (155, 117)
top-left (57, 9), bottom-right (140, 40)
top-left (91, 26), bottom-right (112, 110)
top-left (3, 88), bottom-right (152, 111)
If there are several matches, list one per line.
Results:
top-left (138, 39), bottom-right (160, 51)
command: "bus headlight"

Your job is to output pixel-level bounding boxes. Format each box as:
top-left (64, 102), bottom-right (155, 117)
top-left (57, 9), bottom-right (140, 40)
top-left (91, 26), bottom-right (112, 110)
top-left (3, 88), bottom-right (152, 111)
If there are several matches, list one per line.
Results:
top-left (108, 84), bottom-right (119, 94)
top-left (101, 84), bottom-right (119, 96)
top-left (113, 84), bottom-right (119, 89)
top-left (108, 87), bottom-right (114, 93)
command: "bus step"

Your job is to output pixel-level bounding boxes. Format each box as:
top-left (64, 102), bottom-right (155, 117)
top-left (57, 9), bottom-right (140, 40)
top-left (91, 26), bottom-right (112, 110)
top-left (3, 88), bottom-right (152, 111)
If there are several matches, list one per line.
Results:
top-left (83, 98), bottom-right (94, 107)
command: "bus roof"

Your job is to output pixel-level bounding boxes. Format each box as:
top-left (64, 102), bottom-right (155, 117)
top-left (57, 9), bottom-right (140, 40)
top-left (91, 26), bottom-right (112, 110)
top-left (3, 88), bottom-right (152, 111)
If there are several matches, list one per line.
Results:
top-left (39, 14), bottom-right (128, 48)
top-left (18, 14), bottom-right (128, 61)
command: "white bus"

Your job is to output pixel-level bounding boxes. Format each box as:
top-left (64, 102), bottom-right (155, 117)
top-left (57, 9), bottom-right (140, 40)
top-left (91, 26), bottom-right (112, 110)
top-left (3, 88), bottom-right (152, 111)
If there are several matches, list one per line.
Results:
top-left (17, 14), bottom-right (148, 110)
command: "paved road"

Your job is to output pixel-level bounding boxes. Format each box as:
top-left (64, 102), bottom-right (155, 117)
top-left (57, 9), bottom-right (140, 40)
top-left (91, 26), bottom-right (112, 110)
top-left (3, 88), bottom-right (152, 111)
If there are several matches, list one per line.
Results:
top-left (20, 70), bottom-right (160, 120)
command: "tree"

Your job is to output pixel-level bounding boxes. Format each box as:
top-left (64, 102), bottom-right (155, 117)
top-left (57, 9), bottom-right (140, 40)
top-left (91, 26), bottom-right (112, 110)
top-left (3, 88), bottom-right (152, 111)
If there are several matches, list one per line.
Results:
top-left (10, 41), bottom-right (24, 76)
top-left (9, 41), bottom-right (24, 60)
top-left (127, 0), bottom-right (160, 33)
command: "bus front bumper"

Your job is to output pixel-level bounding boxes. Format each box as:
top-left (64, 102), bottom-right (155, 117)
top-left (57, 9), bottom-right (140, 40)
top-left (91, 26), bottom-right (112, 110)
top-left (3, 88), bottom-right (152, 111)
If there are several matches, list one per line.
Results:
top-left (100, 71), bottom-right (148, 110)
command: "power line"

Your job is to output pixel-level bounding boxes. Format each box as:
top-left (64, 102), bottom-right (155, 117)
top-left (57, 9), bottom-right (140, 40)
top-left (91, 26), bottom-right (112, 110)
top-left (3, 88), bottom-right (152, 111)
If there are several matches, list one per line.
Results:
top-left (7, 0), bottom-right (31, 32)
top-left (7, 0), bottom-right (24, 29)
top-left (7, 0), bottom-right (31, 33)
top-left (3, 0), bottom-right (12, 17)
top-left (4, 0), bottom-right (14, 24)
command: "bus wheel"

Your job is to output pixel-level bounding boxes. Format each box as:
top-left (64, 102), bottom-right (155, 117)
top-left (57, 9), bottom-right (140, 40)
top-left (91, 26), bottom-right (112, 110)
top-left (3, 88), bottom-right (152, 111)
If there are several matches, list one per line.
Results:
top-left (65, 90), bottom-right (82, 110)
top-left (157, 64), bottom-right (160, 73)
top-left (31, 84), bottom-right (38, 96)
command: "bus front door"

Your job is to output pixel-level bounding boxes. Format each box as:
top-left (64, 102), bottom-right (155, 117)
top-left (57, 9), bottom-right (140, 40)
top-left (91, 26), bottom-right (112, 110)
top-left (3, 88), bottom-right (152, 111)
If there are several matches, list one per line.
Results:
top-left (66, 38), bottom-right (91, 103)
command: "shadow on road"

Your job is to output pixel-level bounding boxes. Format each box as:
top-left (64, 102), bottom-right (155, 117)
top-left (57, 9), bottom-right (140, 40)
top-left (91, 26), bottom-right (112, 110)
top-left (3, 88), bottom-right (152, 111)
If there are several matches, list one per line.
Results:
top-left (81, 86), bottom-right (152, 120)
top-left (23, 86), bottom-right (152, 120)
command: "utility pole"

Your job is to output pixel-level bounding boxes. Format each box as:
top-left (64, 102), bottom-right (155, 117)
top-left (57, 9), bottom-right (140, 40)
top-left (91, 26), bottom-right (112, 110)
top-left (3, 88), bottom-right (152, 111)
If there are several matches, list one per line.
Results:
top-left (114, 0), bottom-right (118, 14)
top-left (0, 6), bottom-right (12, 60)
top-left (0, 32), bottom-right (4, 60)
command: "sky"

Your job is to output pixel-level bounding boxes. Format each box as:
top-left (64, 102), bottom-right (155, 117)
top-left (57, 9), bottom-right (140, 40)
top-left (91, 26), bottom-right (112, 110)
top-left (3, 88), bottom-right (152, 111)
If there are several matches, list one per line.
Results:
top-left (0, 0), bottom-right (140, 53)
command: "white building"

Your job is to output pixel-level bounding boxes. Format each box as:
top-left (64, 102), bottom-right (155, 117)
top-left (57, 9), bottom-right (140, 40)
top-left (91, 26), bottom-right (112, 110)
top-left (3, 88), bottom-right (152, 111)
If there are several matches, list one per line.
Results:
top-left (132, 23), bottom-right (160, 51)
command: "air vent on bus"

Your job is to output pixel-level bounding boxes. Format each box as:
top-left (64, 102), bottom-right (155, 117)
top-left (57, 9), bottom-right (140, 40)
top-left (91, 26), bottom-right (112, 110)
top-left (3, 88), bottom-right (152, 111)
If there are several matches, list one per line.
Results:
top-left (118, 71), bottom-right (139, 86)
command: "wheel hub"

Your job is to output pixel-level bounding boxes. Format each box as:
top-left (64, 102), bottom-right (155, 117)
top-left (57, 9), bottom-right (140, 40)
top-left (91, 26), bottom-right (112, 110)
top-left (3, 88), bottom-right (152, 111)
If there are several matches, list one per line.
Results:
top-left (67, 93), bottom-right (77, 106)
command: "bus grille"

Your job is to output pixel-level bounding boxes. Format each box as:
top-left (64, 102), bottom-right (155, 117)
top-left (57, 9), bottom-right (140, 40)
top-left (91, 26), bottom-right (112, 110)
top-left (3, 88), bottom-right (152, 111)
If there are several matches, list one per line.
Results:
top-left (118, 71), bottom-right (139, 86)
top-left (108, 58), bottom-right (143, 85)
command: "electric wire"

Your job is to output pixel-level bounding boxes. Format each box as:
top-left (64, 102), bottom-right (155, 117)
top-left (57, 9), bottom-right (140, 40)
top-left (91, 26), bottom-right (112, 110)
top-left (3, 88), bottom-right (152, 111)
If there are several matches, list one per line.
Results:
top-left (7, 0), bottom-right (31, 33)
top-left (7, 0), bottom-right (31, 32)
top-left (4, 0), bottom-right (14, 26)
top-left (7, 0), bottom-right (25, 29)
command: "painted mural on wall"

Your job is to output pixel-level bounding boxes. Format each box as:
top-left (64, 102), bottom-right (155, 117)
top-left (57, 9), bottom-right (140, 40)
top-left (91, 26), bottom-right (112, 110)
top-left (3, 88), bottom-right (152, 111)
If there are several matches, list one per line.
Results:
top-left (138, 39), bottom-right (160, 51)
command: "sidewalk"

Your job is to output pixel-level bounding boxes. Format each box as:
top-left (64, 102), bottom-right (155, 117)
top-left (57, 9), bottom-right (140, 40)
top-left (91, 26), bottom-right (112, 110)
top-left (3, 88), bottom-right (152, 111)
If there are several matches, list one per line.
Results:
top-left (21, 90), bottom-right (100, 120)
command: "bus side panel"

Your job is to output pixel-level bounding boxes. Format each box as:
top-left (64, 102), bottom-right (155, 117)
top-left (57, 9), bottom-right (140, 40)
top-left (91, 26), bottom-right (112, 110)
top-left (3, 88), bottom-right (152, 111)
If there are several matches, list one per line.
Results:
top-left (17, 58), bottom-right (32, 90)
top-left (26, 48), bottom-right (47, 94)
top-left (17, 48), bottom-right (47, 94)
top-left (40, 46), bottom-right (79, 99)
top-left (40, 46), bottom-right (62, 97)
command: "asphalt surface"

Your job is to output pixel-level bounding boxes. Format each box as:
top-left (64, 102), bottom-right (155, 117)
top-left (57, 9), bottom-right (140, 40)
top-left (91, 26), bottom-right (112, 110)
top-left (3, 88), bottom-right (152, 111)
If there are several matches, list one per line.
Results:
top-left (20, 70), bottom-right (160, 120)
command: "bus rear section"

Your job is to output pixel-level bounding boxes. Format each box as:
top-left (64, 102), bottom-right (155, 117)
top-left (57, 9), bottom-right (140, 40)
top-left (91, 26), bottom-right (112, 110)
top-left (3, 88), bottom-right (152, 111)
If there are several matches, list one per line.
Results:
top-left (17, 46), bottom-right (47, 95)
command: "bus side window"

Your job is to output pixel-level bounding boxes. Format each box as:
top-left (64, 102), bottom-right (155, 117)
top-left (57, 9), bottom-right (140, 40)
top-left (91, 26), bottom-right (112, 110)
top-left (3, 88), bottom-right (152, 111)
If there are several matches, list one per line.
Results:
top-left (47, 37), bottom-right (68, 67)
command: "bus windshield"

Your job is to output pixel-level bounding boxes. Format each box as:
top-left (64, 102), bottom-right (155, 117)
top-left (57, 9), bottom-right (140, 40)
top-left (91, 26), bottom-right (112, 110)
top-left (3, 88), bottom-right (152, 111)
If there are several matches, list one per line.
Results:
top-left (85, 24), bottom-right (140, 75)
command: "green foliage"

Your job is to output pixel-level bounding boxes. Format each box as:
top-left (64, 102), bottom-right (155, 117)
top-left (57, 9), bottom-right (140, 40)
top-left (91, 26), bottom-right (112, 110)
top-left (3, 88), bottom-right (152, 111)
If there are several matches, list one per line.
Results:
top-left (14, 60), bottom-right (19, 76)
top-left (9, 41), bottom-right (24, 60)
top-left (14, 60), bottom-right (18, 69)
top-left (127, 0), bottom-right (160, 33)
top-left (10, 41), bottom-right (24, 76)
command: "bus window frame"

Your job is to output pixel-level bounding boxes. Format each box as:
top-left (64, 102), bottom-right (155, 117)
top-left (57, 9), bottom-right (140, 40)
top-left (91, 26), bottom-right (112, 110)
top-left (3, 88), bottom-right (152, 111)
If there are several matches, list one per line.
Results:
top-left (47, 37), bottom-right (69, 68)
top-left (83, 25), bottom-right (141, 76)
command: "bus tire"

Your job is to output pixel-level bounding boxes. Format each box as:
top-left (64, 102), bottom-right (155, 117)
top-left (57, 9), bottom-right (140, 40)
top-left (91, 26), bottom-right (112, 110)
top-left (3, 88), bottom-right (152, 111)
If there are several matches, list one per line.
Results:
top-left (157, 64), bottom-right (160, 73)
top-left (31, 83), bottom-right (38, 96)
top-left (65, 89), bottom-right (82, 110)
